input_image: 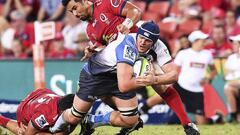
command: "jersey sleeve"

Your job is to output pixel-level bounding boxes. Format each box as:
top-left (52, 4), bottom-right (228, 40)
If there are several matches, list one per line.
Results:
top-left (115, 36), bottom-right (137, 66)
top-left (106, 0), bottom-right (128, 15)
top-left (31, 113), bottom-right (50, 131)
top-left (154, 40), bottom-right (172, 66)
top-left (86, 24), bottom-right (102, 46)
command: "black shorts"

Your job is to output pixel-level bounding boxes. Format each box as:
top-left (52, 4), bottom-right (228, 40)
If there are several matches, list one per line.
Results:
top-left (76, 69), bottom-right (136, 102)
top-left (173, 82), bottom-right (205, 115)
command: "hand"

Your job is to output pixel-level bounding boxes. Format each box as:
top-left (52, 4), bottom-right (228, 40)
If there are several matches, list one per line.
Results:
top-left (200, 78), bottom-right (211, 86)
top-left (80, 44), bottom-right (97, 61)
top-left (80, 44), bottom-right (106, 61)
top-left (136, 71), bottom-right (156, 86)
top-left (117, 24), bottom-right (130, 34)
top-left (17, 123), bottom-right (26, 135)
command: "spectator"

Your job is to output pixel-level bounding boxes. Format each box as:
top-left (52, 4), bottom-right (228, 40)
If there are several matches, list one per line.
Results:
top-left (0, 16), bottom-right (15, 56)
top-left (10, 10), bottom-right (35, 56)
top-left (37, 0), bottom-right (65, 21)
top-left (172, 34), bottom-right (191, 58)
top-left (9, 39), bottom-right (28, 59)
top-left (225, 10), bottom-right (240, 36)
top-left (47, 34), bottom-right (76, 59)
top-left (224, 34), bottom-right (240, 123)
top-left (62, 12), bottom-right (89, 53)
top-left (204, 25), bottom-right (233, 58)
top-left (2, 0), bottom-right (39, 21)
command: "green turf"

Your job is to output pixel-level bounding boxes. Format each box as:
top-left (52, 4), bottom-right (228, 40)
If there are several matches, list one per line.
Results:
top-left (1, 124), bottom-right (239, 135)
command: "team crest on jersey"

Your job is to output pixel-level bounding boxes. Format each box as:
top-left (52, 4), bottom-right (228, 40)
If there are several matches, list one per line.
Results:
top-left (35, 115), bottom-right (49, 128)
top-left (123, 45), bottom-right (136, 62)
top-left (100, 13), bottom-right (110, 24)
top-left (110, 0), bottom-right (121, 7)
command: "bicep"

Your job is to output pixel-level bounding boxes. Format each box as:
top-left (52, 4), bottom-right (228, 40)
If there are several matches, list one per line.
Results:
top-left (161, 62), bottom-right (178, 74)
top-left (120, 1), bottom-right (140, 16)
top-left (117, 62), bottom-right (133, 83)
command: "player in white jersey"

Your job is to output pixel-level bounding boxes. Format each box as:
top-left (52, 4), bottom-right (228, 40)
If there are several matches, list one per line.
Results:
top-left (50, 21), bottom-right (199, 135)
top-left (224, 34), bottom-right (240, 122)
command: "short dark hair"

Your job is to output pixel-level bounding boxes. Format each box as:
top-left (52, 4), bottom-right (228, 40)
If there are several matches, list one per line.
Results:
top-left (62, 0), bottom-right (82, 6)
top-left (57, 94), bottom-right (75, 111)
top-left (62, 0), bottom-right (71, 6)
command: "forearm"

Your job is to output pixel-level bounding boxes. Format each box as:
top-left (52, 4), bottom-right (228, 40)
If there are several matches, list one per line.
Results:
top-left (14, 0), bottom-right (26, 14)
top-left (122, 2), bottom-right (142, 26)
top-left (3, 0), bottom-right (11, 17)
top-left (154, 71), bottom-right (178, 85)
top-left (49, 6), bottom-right (65, 21)
top-left (118, 78), bottom-right (143, 93)
top-left (125, 8), bottom-right (142, 25)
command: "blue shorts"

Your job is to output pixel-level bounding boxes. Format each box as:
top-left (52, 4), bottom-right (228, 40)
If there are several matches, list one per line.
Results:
top-left (76, 69), bottom-right (136, 102)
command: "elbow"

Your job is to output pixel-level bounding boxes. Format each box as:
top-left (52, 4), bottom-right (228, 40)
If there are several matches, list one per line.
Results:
top-left (136, 9), bottom-right (143, 21)
top-left (118, 83), bottom-right (130, 93)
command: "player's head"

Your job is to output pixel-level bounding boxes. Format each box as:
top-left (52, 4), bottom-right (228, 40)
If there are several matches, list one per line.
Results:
top-left (62, 0), bottom-right (92, 21)
top-left (136, 21), bottom-right (160, 53)
top-left (57, 94), bottom-right (75, 111)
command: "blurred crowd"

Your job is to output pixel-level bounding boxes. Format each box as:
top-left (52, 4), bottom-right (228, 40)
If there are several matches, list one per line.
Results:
top-left (0, 0), bottom-right (239, 123)
top-left (0, 0), bottom-right (89, 59)
top-left (0, 0), bottom-right (239, 59)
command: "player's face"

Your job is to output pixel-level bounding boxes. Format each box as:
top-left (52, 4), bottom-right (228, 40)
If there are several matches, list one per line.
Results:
top-left (232, 41), bottom-right (240, 53)
top-left (67, 0), bottom-right (91, 21)
top-left (136, 35), bottom-right (153, 53)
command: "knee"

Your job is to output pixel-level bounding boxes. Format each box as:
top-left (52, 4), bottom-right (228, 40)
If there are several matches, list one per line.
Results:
top-left (118, 107), bottom-right (139, 127)
top-left (64, 107), bottom-right (86, 125)
top-left (120, 115), bottom-right (139, 127)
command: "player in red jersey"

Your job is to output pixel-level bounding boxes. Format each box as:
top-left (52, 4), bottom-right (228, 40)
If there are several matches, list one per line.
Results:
top-left (0, 88), bottom-right (74, 135)
top-left (62, 0), bottom-right (142, 53)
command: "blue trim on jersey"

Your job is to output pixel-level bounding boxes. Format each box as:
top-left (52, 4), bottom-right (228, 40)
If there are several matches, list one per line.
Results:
top-left (116, 35), bottom-right (138, 66)
top-left (83, 63), bottom-right (91, 74)
top-left (120, 0), bottom-right (128, 15)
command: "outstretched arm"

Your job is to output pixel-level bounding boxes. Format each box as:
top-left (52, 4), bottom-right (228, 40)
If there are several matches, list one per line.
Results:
top-left (117, 1), bottom-right (142, 34)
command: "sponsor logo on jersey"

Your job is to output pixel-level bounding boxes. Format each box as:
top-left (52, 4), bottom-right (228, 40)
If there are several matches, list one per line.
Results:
top-left (110, 0), bottom-right (121, 7)
top-left (123, 45), bottom-right (136, 62)
top-left (190, 62), bottom-right (205, 68)
top-left (35, 115), bottom-right (49, 128)
top-left (100, 13), bottom-right (110, 25)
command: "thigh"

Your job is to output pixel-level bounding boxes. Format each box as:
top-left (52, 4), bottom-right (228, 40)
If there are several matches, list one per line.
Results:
top-left (111, 96), bottom-right (138, 110)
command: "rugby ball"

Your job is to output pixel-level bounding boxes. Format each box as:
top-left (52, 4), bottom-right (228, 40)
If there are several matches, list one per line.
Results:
top-left (133, 57), bottom-right (151, 77)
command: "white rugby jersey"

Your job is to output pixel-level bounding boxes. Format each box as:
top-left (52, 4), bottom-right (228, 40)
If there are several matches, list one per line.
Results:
top-left (224, 54), bottom-right (240, 81)
top-left (84, 33), bottom-right (171, 75)
top-left (174, 48), bottom-right (214, 92)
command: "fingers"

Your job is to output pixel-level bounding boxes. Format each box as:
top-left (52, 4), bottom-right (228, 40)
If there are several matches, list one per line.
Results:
top-left (80, 46), bottom-right (92, 61)
top-left (117, 24), bottom-right (130, 34)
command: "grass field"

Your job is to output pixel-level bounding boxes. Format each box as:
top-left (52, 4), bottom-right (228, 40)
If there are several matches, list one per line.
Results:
top-left (1, 123), bottom-right (239, 135)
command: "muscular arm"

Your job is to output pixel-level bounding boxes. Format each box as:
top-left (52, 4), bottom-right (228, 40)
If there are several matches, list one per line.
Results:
top-left (117, 63), bottom-right (142, 93)
top-left (121, 1), bottom-right (142, 26)
top-left (154, 61), bottom-right (178, 85)
top-left (117, 1), bottom-right (142, 33)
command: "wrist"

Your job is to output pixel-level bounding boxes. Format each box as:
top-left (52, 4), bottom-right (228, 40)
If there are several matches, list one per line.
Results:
top-left (153, 76), bottom-right (158, 84)
top-left (122, 18), bottom-right (133, 29)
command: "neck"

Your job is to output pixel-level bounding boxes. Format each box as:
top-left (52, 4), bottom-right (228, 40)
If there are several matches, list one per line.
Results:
top-left (192, 45), bottom-right (201, 52)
